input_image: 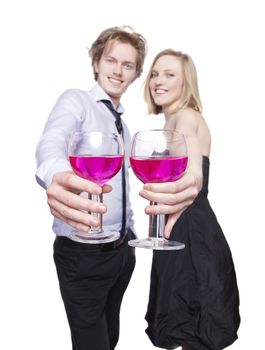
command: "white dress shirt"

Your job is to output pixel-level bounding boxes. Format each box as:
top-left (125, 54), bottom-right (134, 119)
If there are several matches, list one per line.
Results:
top-left (35, 84), bottom-right (135, 236)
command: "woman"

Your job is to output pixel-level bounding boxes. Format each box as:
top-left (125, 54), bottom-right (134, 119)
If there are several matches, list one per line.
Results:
top-left (142, 49), bottom-right (240, 350)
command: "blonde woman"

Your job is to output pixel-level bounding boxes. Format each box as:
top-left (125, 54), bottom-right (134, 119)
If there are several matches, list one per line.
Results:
top-left (142, 49), bottom-right (240, 350)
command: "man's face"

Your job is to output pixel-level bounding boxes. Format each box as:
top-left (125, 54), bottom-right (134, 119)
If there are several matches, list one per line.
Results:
top-left (94, 40), bottom-right (138, 106)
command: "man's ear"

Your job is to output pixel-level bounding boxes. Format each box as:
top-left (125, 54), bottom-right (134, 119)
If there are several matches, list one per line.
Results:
top-left (132, 74), bottom-right (138, 83)
top-left (94, 61), bottom-right (99, 73)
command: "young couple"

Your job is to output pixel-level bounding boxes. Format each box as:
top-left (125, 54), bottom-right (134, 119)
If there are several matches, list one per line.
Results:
top-left (35, 26), bottom-right (240, 350)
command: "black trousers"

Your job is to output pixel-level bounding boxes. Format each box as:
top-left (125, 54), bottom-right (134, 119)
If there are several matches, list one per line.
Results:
top-left (53, 231), bottom-right (135, 350)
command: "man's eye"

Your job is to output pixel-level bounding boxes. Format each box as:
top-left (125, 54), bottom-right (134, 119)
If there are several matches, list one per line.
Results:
top-left (124, 63), bottom-right (134, 70)
top-left (106, 58), bottom-right (114, 63)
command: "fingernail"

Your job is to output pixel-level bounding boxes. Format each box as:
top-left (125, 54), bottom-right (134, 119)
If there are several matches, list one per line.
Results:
top-left (97, 205), bottom-right (106, 212)
top-left (91, 220), bottom-right (100, 227)
top-left (140, 190), bottom-right (146, 197)
top-left (145, 207), bottom-right (151, 214)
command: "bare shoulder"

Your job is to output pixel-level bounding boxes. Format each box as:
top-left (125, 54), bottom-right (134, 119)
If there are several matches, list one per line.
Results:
top-left (173, 108), bottom-right (202, 132)
top-left (178, 109), bottom-right (211, 156)
top-left (179, 109), bottom-right (210, 131)
top-left (177, 108), bottom-right (202, 120)
top-left (165, 108), bottom-right (208, 135)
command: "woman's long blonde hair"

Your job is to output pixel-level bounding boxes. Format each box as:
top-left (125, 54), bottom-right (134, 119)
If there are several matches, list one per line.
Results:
top-left (144, 49), bottom-right (203, 114)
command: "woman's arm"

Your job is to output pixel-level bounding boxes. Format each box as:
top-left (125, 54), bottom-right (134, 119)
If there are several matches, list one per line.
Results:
top-left (139, 109), bottom-right (203, 238)
top-left (173, 109), bottom-right (203, 187)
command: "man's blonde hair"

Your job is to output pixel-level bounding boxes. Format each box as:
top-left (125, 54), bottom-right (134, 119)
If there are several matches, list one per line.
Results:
top-left (89, 26), bottom-right (147, 81)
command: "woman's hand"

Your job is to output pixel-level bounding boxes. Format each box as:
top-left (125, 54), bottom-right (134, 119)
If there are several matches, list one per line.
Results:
top-left (139, 171), bottom-right (202, 238)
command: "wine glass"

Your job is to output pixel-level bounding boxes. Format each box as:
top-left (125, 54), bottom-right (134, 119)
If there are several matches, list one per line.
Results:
top-left (129, 129), bottom-right (187, 250)
top-left (68, 131), bottom-right (124, 244)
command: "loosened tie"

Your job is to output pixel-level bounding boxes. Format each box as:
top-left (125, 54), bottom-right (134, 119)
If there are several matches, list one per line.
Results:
top-left (101, 99), bottom-right (126, 236)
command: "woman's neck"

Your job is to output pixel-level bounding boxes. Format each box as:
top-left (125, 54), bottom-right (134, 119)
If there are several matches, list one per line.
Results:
top-left (163, 102), bottom-right (182, 121)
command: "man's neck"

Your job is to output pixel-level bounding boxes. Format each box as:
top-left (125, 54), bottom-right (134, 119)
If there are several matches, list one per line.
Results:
top-left (108, 95), bottom-right (120, 108)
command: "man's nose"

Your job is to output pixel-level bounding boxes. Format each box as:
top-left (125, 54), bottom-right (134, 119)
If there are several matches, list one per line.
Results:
top-left (113, 63), bottom-right (122, 76)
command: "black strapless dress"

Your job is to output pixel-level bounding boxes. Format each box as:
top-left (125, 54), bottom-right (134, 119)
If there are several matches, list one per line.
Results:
top-left (145, 157), bottom-right (240, 350)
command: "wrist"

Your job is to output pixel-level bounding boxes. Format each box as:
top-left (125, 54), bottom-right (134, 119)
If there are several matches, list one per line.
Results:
top-left (186, 168), bottom-right (203, 191)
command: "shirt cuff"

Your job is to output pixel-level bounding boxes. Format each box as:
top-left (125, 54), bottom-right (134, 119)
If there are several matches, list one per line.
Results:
top-left (35, 158), bottom-right (72, 189)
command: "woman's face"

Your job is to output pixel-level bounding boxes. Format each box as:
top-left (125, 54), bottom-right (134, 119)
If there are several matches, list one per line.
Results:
top-left (149, 55), bottom-right (184, 110)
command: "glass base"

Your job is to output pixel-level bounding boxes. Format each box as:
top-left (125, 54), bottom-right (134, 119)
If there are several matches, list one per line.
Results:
top-left (128, 237), bottom-right (185, 250)
top-left (69, 230), bottom-right (120, 244)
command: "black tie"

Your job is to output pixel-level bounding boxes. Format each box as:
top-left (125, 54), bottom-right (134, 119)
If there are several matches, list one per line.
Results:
top-left (101, 99), bottom-right (126, 236)
top-left (101, 99), bottom-right (123, 134)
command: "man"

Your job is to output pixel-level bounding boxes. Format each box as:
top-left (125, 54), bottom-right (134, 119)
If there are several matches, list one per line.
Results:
top-left (35, 26), bottom-right (201, 350)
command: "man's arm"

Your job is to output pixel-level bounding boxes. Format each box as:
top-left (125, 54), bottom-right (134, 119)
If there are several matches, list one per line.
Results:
top-left (35, 90), bottom-right (111, 231)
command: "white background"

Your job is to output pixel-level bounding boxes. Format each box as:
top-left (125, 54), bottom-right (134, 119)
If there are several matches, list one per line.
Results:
top-left (0, 0), bottom-right (264, 349)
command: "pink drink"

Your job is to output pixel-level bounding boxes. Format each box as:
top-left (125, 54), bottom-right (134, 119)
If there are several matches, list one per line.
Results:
top-left (69, 155), bottom-right (124, 186)
top-left (130, 156), bottom-right (188, 183)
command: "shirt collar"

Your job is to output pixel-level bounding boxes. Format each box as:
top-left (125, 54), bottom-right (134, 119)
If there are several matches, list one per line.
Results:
top-left (90, 83), bottom-right (125, 114)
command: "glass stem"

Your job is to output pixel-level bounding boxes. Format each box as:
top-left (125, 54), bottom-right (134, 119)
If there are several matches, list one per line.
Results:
top-left (148, 201), bottom-right (165, 239)
top-left (88, 193), bottom-right (103, 233)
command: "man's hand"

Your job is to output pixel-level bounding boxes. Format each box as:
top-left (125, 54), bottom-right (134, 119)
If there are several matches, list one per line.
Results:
top-left (46, 171), bottom-right (112, 232)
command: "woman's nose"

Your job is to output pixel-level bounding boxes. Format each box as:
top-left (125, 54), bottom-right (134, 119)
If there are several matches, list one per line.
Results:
top-left (154, 75), bottom-right (163, 85)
